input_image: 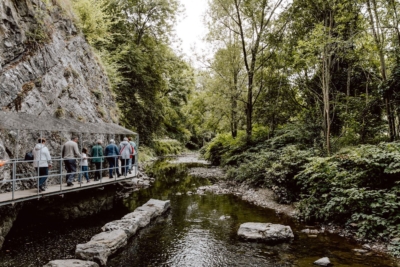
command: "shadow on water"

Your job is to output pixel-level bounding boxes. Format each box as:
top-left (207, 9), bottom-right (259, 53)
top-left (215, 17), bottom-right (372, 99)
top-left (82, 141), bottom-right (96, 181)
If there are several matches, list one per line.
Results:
top-left (0, 159), bottom-right (398, 266)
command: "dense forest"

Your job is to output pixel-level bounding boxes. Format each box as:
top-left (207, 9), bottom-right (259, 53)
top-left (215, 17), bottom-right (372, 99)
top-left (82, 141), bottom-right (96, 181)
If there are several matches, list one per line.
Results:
top-left (45, 0), bottom-right (400, 255)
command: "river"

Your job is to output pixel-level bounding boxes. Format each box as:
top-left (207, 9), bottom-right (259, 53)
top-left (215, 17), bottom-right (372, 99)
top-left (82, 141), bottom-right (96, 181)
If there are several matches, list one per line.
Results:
top-left (0, 160), bottom-right (397, 266)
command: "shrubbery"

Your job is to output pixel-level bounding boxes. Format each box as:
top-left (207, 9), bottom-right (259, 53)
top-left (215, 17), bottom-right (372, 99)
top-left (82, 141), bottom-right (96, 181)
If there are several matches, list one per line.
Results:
top-left (153, 139), bottom-right (184, 156)
top-left (204, 132), bottom-right (400, 243)
top-left (296, 143), bottom-right (400, 240)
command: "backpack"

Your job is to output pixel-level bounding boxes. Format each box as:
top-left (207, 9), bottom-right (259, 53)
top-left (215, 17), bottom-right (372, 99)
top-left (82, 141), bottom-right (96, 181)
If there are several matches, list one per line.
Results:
top-left (24, 151), bottom-right (34, 161)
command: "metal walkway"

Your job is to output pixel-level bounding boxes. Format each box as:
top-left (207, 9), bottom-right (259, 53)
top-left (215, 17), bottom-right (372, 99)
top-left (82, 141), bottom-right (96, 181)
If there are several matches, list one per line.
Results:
top-left (0, 111), bottom-right (140, 207)
top-left (0, 170), bottom-right (137, 206)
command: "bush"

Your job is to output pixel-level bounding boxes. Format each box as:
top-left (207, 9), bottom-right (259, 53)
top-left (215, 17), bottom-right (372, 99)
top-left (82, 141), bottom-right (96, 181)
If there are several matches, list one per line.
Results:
top-left (203, 131), bottom-right (247, 166)
top-left (138, 146), bottom-right (156, 163)
top-left (295, 142), bottom-right (400, 240)
top-left (153, 139), bottom-right (183, 156)
top-left (226, 145), bottom-right (313, 203)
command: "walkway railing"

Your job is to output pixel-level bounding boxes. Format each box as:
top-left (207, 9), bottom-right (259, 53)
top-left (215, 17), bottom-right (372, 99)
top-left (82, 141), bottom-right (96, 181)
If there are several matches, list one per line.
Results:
top-left (0, 154), bottom-right (138, 206)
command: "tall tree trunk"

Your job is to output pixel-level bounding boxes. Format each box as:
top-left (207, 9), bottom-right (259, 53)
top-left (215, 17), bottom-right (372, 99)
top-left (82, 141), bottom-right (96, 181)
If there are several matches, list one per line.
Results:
top-left (367, 0), bottom-right (395, 141)
top-left (346, 66), bottom-right (351, 114)
top-left (322, 45), bottom-right (331, 155)
top-left (231, 72), bottom-right (238, 138)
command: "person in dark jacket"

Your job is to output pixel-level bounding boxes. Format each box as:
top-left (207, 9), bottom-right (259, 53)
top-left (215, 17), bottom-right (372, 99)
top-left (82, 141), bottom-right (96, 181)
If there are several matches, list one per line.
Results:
top-left (104, 139), bottom-right (121, 178)
top-left (91, 140), bottom-right (104, 181)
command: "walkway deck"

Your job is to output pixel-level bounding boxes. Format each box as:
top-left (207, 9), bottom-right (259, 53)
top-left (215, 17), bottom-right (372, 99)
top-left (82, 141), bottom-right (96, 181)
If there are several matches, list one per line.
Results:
top-left (0, 170), bottom-right (137, 206)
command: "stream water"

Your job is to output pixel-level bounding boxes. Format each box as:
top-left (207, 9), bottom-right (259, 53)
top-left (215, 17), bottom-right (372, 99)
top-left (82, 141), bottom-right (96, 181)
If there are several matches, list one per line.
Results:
top-left (0, 160), bottom-right (398, 266)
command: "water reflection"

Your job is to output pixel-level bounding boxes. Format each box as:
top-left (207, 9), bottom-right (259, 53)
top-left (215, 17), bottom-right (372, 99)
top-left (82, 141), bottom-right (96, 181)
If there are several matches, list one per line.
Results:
top-left (109, 161), bottom-right (397, 267)
top-left (0, 160), bottom-right (397, 267)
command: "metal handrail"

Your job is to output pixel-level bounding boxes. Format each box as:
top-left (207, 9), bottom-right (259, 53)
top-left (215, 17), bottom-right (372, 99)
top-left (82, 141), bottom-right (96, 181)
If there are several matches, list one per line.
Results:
top-left (0, 153), bottom-right (139, 204)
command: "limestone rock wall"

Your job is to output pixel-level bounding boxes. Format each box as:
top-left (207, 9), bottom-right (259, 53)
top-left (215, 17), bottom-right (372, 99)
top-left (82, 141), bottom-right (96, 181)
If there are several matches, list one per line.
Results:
top-left (0, 0), bottom-right (121, 250)
top-left (0, 0), bottom-right (117, 123)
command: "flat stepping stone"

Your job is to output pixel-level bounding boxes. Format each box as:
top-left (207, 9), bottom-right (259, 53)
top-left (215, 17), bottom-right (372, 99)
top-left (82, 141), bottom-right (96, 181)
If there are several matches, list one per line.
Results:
top-left (238, 222), bottom-right (294, 243)
top-left (75, 199), bottom-right (170, 265)
top-left (43, 259), bottom-right (99, 267)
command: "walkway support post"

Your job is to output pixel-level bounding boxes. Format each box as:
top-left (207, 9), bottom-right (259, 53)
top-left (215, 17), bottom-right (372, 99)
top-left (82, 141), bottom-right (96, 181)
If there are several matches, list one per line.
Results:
top-left (12, 160), bottom-right (16, 201)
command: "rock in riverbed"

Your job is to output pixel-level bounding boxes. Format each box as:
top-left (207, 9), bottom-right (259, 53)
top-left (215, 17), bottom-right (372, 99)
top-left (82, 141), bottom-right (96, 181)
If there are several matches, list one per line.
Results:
top-left (75, 230), bottom-right (128, 266)
top-left (238, 222), bottom-right (294, 243)
top-left (314, 257), bottom-right (332, 266)
top-left (43, 259), bottom-right (99, 267)
top-left (75, 199), bottom-right (170, 265)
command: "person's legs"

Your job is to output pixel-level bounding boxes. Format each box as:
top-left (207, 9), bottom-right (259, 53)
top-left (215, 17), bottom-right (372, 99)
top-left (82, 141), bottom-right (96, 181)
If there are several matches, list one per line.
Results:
top-left (67, 159), bottom-right (76, 184)
top-left (120, 159), bottom-right (126, 176)
top-left (129, 158), bottom-right (132, 172)
top-left (40, 167), bottom-right (48, 188)
top-left (38, 167), bottom-right (48, 190)
top-left (115, 157), bottom-right (121, 176)
top-left (107, 158), bottom-right (114, 178)
top-left (82, 166), bottom-right (89, 182)
top-left (94, 162), bottom-right (101, 180)
top-left (64, 160), bottom-right (72, 183)
top-left (78, 166), bottom-right (83, 182)
top-left (124, 159), bottom-right (129, 175)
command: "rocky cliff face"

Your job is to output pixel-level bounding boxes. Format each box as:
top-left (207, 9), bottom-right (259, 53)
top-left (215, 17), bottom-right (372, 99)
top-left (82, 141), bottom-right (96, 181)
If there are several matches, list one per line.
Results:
top-left (0, 0), bottom-right (117, 123)
top-left (0, 0), bottom-right (120, 249)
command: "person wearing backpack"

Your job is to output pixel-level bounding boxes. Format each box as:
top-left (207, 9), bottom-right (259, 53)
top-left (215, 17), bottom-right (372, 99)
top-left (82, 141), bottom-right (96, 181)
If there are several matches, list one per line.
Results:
top-left (119, 137), bottom-right (133, 176)
top-left (32, 138), bottom-right (52, 192)
top-left (128, 137), bottom-right (137, 174)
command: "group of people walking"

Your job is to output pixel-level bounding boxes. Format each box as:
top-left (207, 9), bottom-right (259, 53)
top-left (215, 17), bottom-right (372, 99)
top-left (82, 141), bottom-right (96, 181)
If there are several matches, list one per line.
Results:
top-left (32, 136), bottom-right (137, 192)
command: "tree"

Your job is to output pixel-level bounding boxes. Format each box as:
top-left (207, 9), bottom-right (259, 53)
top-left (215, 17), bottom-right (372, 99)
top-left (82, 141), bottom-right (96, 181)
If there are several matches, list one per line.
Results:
top-left (207, 0), bottom-right (287, 138)
top-left (102, 0), bottom-right (193, 144)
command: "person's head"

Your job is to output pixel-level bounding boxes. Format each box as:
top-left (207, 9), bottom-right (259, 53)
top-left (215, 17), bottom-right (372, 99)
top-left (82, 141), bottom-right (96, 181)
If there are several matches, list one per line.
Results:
top-left (71, 136), bottom-right (79, 143)
top-left (128, 137), bottom-right (132, 141)
top-left (37, 138), bottom-right (46, 144)
top-left (123, 137), bottom-right (128, 141)
top-left (110, 139), bottom-right (115, 144)
top-left (82, 147), bottom-right (87, 153)
top-left (97, 139), bottom-right (102, 145)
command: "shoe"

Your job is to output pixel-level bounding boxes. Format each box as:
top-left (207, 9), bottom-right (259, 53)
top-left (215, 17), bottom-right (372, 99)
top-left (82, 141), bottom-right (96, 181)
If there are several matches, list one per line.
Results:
top-left (117, 174), bottom-right (122, 178)
top-left (128, 171), bottom-right (131, 174)
top-left (39, 187), bottom-right (45, 192)
top-left (109, 176), bottom-right (114, 179)
top-left (67, 182), bottom-right (74, 186)
top-left (87, 180), bottom-right (91, 183)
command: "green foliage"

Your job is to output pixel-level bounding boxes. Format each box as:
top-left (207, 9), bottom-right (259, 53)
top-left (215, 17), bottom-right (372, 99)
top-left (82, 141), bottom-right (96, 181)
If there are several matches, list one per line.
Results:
top-left (71, 0), bottom-right (114, 47)
top-left (145, 160), bottom-right (187, 179)
top-left (296, 143), bottom-right (400, 239)
top-left (153, 139), bottom-right (183, 156)
top-left (203, 131), bottom-right (248, 166)
top-left (225, 145), bottom-right (313, 203)
top-left (26, 2), bottom-right (52, 45)
top-left (138, 145), bottom-right (156, 162)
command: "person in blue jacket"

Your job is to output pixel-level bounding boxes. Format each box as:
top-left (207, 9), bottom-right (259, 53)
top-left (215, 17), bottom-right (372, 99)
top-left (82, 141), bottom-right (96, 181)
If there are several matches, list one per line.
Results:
top-left (104, 139), bottom-right (121, 178)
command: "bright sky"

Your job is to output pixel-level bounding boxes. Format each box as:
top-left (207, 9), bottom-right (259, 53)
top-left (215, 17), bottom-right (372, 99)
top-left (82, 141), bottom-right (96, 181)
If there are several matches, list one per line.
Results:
top-left (174, 0), bottom-right (209, 66)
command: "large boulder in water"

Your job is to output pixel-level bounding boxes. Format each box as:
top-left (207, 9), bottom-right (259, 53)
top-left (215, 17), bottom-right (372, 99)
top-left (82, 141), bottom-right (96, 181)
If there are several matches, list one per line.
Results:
top-left (101, 218), bottom-right (140, 238)
top-left (314, 257), bottom-right (332, 266)
top-left (43, 259), bottom-right (99, 267)
top-left (76, 199), bottom-right (170, 265)
top-left (237, 222), bottom-right (294, 243)
top-left (75, 230), bottom-right (127, 266)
